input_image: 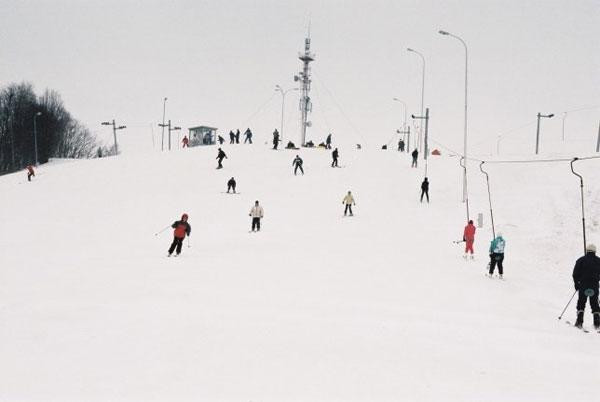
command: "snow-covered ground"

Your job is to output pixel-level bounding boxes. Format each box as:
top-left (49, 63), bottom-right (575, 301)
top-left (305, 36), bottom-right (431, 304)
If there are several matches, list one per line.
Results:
top-left (1, 143), bottom-right (599, 401)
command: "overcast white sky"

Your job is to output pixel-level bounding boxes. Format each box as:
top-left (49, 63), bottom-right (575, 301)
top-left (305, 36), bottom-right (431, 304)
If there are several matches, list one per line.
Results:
top-left (1, 0), bottom-right (598, 155)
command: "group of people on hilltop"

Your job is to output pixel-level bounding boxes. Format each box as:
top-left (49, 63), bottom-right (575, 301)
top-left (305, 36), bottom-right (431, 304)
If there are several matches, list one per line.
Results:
top-left (224, 128), bottom-right (253, 145)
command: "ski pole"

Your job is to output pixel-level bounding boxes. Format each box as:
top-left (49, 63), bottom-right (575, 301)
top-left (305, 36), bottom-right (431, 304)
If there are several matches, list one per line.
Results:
top-left (154, 225), bottom-right (171, 236)
top-left (558, 290), bottom-right (577, 320)
top-left (187, 237), bottom-right (191, 248)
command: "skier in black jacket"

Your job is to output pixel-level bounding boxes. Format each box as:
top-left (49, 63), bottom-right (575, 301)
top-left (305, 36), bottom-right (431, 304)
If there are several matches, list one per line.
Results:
top-left (412, 149), bottom-right (419, 168)
top-left (331, 148), bottom-right (339, 167)
top-left (420, 177), bottom-right (429, 203)
top-left (272, 129), bottom-right (280, 150)
top-left (227, 177), bottom-right (237, 193)
top-left (572, 243), bottom-right (600, 328)
top-left (216, 148), bottom-right (227, 169)
top-left (292, 155), bottom-right (304, 175)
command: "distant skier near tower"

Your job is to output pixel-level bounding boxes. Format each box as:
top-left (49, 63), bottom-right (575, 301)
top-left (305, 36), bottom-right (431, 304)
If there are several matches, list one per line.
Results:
top-left (216, 148), bottom-right (227, 169)
top-left (342, 191), bottom-right (356, 216)
top-left (168, 213), bottom-right (191, 257)
top-left (235, 129), bottom-right (240, 144)
top-left (331, 148), bottom-right (339, 167)
top-left (398, 139), bottom-right (405, 152)
top-left (181, 136), bottom-right (189, 148)
top-left (488, 233), bottom-right (506, 278)
top-left (572, 243), bottom-right (600, 329)
top-left (463, 220), bottom-right (476, 259)
top-left (412, 149), bottom-right (419, 168)
top-left (229, 130), bottom-right (235, 144)
top-left (244, 128), bottom-right (253, 144)
top-left (292, 155), bottom-right (304, 175)
top-left (326, 133), bottom-right (332, 149)
top-left (272, 129), bottom-right (280, 150)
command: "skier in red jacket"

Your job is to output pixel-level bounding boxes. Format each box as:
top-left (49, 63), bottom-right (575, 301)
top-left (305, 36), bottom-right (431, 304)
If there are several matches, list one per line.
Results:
top-left (168, 213), bottom-right (191, 257)
top-left (181, 136), bottom-right (189, 148)
top-left (463, 220), bottom-right (476, 259)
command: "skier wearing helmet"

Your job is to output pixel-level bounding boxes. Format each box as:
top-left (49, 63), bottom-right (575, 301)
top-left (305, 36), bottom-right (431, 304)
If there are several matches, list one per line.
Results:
top-left (168, 213), bottom-right (191, 257)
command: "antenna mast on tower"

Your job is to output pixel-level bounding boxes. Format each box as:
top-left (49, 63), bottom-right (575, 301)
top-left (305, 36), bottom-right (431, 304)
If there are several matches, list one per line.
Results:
top-left (295, 32), bottom-right (315, 146)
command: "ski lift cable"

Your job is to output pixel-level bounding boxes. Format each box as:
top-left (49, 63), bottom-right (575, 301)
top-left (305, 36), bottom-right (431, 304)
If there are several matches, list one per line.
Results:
top-left (239, 92), bottom-right (278, 128)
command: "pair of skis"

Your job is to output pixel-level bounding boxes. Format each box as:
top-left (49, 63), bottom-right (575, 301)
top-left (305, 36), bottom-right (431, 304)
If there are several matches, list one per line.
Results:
top-left (564, 321), bottom-right (600, 334)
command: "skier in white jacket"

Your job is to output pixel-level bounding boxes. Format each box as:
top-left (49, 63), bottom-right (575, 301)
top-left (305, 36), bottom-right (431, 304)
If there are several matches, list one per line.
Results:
top-left (342, 191), bottom-right (356, 216)
top-left (249, 200), bottom-right (264, 232)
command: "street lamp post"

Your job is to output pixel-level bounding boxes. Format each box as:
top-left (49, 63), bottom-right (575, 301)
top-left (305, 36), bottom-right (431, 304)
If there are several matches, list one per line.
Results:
top-left (407, 48), bottom-right (425, 153)
top-left (275, 85), bottom-right (299, 142)
top-left (102, 120), bottom-right (126, 155)
top-left (535, 112), bottom-right (554, 154)
top-left (33, 112), bottom-right (42, 166)
top-left (158, 120), bottom-right (181, 151)
top-left (161, 97), bottom-right (168, 151)
top-left (392, 98), bottom-right (407, 131)
top-left (439, 29), bottom-right (468, 203)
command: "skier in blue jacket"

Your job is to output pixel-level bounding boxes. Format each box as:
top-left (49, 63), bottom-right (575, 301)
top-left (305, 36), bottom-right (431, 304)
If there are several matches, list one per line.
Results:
top-left (488, 233), bottom-right (506, 278)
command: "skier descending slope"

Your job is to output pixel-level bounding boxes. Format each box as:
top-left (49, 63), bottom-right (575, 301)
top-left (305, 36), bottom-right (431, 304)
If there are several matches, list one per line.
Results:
top-left (216, 148), bottom-right (227, 169)
top-left (463, 220), bottom-right (476, 259)
top-left (168, 214), bottom-right (191, 257)
top-left (420, 177), bottom-right (429, 203)
top-left (272, 129), bottom-right (280, 150)
top-left (572, 243), bottom-right (600, 329)
top-left (249, 201), bottom-right (264, 232)
top-left (227, 177), bottom-right (237, 193)
top-left (488, 233), bottom-right (506, 278)
top-left (292, 155), bottom-right (304, 175)
top-left (331, 148), bottom-right (339, 167)
top-left (342, 191), bottom-right (356, 216)
top-left (26, 165), bottom-right (35, 182)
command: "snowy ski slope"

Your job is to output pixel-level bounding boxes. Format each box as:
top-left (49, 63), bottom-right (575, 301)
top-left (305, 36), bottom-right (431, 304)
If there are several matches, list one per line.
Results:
top-left (1, 143), bottom-right (599, 401)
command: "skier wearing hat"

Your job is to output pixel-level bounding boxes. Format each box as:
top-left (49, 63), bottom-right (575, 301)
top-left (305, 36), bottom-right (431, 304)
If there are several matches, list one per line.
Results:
top-left (572, 243), bottom-right (600, 329)
top-left (168, 213), bottom-right (191, 257)
top-left (488, 233), bottom-right (506, 278)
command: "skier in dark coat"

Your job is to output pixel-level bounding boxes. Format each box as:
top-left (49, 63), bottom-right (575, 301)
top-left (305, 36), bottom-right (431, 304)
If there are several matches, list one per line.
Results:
top-left (227, 177), bottom-right (237, 193)
top-left (216, 148), bottom-right (227, 169)
top-left (488, 233), bottom-right (506, 278)
top-left (326, 133), bottom-right (332, 149)
top-left (235, 129), bottom-right (240, 144)
top-left (398, 139), bottom-right (405, 152)
top-left (243, 128), bottom-right (253, 144)
top-left (272, 129), bottom-right (280, 150)
top-left (420, 177), bottom-right (429, 203)
top-left (573, 243), bottom-right (600, 329)
top-left (292, 155), bottom-right (304, 175)
top-left (229, 130), bottom-right (235, 144)
top-left (168, 213), bottom-right (191, 257)
top-left (218, 135), bottom-right (225, 145)
top-left (411, 149), bottom-right (419, 167)
top-left (331, 148), bottom-right (339, 167)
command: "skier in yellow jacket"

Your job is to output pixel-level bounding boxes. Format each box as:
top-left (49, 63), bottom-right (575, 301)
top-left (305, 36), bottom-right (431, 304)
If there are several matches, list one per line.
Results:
top-left (342, 191), bottom-right (356, 216)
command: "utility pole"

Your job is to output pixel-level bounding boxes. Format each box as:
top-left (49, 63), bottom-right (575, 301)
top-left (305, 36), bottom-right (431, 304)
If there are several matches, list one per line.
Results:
top-left (596, 120), bottom-right (600, 153)
top-left (535, 112), bottom-right (554, 154)
top-left (158, 120), bottom-right (181, 151)
top-left (102, 120), bottom-right (126, 155)
top-left (295, 34), bottom-right (315, 146)
top-left (33, 112), bottom-right (42, 166)
top-left (161, 97), bottom-right (168, 151)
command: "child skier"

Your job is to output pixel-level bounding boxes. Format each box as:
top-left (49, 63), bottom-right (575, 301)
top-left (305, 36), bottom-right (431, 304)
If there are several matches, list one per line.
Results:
top-left (342, 191), bottom-right (356, 216)
top-left (168, 213), bottom-right (191, 257)
top-left (488, 233), bottom-right (506, 278)
top-left (249, 200), bottom-right (264, 232)
top-left (463, 220), bottom-right (476, 259)
top-left (181, 136), bottom-right (189, 148)
top-left (572, 243), bottom-right (600, 329)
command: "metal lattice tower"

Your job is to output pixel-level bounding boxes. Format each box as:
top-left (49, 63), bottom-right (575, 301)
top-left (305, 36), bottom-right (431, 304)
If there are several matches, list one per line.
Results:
top-left (295, 35), bottom-right (315, 146)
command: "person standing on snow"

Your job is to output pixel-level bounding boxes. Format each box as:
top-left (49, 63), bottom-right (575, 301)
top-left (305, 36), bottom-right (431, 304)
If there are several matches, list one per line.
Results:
top-left (292, 155), bottom-right (304, 175)
top-left (181, 136), bottom-right (189, 148)
top-left (243, 128), bottom-right (253, 144)
top-left (411, 148), bottom-right (419, 168)
top-left (249, 200), bottom-right (264, 232)
top-left (326, 133), bottom-right (332, 149)
top-left (488, 233), bottom-right (506, 278)
top-left (168, 213), bottom-right (191, 257)
top-left (273, 129), bottom-right (280, 150)
top-left (342, 191), bottom-right (356, 216)
top-left (420, 177), bottom-right (429, 203)
top-left (26, 165), bottom-right (35, 182)
top-left (572, 243), bottom-right (600, 329)
top-left (218, 135), bottom-right (225, 145)
top-left (463, 220), bottom-right (476, 259)
top-left (229, 130), bottom-right (235, 144)
top-left (235, 129), bottom-right (240, 144)
top-left (227, 177), bottom-right (237, 193)
top-left (398, 139), bottom-right (405, 152)
top-left (331, 148), bottom-right (339, 167)
top-left (216, 148), bottom-right (227, 169)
